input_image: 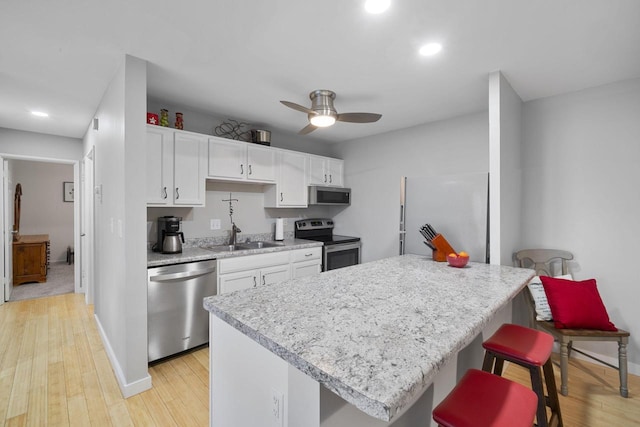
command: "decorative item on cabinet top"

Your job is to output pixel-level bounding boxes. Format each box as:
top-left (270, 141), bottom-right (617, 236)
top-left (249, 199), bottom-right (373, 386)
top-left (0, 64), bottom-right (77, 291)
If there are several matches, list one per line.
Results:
top-left (214, 119), bottom-right (251, 141)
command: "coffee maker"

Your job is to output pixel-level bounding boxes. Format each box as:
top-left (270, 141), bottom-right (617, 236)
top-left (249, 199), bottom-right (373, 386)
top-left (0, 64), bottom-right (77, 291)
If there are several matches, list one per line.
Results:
top-left (154, 216), bottom-right (185, 254)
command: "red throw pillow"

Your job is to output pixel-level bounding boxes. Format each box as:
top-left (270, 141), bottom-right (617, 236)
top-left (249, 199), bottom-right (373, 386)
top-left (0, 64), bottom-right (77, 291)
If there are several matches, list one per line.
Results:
top-left (540, 276), bottom-right (617, 331)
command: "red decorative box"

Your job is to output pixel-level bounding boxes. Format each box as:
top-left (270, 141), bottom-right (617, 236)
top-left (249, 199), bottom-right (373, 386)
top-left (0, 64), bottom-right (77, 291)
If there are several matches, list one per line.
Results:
top-left (147, 113), bottom-right (159, 125)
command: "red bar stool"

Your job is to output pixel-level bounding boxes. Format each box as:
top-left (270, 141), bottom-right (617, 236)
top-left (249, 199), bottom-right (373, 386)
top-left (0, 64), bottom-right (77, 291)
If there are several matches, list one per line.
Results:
top-left (482, 324), bottom-right (563, 427)
top-left (433, 369), bottom-right (537, 427)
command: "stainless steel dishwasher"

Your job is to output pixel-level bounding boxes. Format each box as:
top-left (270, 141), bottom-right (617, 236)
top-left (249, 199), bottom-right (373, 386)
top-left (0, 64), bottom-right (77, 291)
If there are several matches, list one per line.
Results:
top-left (147, 260), bottom-right (217, 362)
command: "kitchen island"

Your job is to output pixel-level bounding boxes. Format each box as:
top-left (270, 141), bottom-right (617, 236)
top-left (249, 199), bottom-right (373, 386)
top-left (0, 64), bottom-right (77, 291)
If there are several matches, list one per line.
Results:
top-left (204, 254), bottom-right (534, 426)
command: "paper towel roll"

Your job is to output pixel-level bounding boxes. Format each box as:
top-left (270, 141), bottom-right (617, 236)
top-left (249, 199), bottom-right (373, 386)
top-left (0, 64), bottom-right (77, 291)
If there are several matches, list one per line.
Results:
top-left (275, 218), bottom-right (284, 241)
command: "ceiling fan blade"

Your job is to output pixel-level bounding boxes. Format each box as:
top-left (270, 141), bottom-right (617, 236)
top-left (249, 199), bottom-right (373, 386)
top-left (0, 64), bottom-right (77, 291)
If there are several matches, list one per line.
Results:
top-left (336, 112), bottom-right (382, 123)
top-left (281, 100), bottom-right (316, 115)
top-left (298, 124), bottom-right (317, 135)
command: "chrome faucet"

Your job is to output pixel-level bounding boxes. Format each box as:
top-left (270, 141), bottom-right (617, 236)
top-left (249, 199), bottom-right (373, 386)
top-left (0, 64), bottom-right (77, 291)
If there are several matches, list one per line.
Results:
top-left (229, 222), bottom-right (241, 246)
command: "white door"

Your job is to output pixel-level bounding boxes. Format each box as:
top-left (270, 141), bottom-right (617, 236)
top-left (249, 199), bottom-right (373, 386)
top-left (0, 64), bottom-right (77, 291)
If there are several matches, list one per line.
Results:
top-left (218, 270), bottom-right (258, 294)
top-left (81, 150), bottom-right (95, 304)
top-left (1, 159), bottom-right (13, 303)
top-left (260, 264), bottom-right (290, 286)
top-left (208, 138), bottom-right (245, 180)
top-left (173, 133), bottom-right (206, 205)
top-left (279, 151), bottom-right (308, 207)
top-left (327, 158), bottom-right (344, 187)
top-left (247, 145), bottom-right (275, 182)
top-left (146, 127), bottom-right (172, 205)
top-left (308, 155), bottom-right (326, 186)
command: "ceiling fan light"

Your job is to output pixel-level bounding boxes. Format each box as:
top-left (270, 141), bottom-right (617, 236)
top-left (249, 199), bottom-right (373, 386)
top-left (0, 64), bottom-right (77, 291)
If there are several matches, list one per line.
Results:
top-left (310, 114), bottom-right (336, 127)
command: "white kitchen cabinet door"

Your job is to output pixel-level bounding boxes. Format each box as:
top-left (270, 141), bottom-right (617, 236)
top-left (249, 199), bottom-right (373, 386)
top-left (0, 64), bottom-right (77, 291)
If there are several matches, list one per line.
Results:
top-left (308, 155), bottom-right (344, 187)
top-left (308, 155), bottom-right (326, 186)
top-left (173, 133), bottom-right (206, 205)
top-left (146, 127), bottom-right (173, 204)
top-left (326, 158), bottom-right (344, 187)
top-left (219, 269), bottom-right (258, 294)
top-left (260, 264), bottom-right (290, 286)
top-left (277, 150), bottom-right (308, 207)
top-left (208, 137), bottom-right (246, 180)
top-left (246, 145), bottom-right (276, 182)
top-left (291, 260), bottom-right (321, 279)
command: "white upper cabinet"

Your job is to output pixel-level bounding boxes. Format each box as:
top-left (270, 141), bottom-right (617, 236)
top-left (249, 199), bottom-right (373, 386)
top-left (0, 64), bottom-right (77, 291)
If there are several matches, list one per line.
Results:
top-left (146, 125), bottom-right (206, 206)
top-left (208, 137), bottom-right (275, 183)
top-left (308, 155), bottom-right (344, 187)
top-left (173, 132), bottom-right (207, 205)
top-left (264, 149), bottom-right (308, 208)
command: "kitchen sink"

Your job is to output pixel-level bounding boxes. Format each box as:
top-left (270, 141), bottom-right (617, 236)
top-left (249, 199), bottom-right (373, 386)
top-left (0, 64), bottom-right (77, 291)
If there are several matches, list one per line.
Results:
top-left (236, 241), bottom-right (283, 250)
top-left (204, 244), bottom-right (244, 252)
top-left (204, 241), bottom-right (283, 252)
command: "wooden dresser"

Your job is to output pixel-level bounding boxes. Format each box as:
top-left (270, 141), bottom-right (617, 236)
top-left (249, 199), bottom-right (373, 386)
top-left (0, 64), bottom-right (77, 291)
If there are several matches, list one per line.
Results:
top-left (13, 234), bottom-right (50, 285)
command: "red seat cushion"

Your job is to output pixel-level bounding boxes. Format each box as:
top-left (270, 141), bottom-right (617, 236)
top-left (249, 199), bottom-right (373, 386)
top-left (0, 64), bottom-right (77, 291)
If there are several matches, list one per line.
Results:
top-left (433, 369), bottom-right (537, 427)
top-left (483, 324), bottom-right (554, 366)
top-left (540, 276), bottom-right (617, 331)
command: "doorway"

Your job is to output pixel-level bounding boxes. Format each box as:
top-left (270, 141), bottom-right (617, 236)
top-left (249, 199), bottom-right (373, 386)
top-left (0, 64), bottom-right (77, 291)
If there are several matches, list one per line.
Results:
top-left (1, 156), bottom-right (83, 303)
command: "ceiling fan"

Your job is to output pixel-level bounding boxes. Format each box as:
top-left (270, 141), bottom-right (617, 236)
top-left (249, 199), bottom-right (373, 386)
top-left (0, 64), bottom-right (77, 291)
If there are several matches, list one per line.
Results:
top-left (280, 90), bottom-right (382, 135)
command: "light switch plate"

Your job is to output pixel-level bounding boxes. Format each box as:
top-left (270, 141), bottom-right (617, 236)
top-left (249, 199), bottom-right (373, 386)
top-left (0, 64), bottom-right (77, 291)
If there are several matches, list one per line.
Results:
top-left (271, 388), bottom-right (284, 427)
top-left (210, 219), bottom-right (221, 230)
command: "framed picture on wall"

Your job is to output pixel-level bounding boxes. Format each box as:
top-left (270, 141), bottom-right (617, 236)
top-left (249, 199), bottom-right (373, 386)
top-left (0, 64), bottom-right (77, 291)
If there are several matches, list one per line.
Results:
top-left (63, 181), bottom-right (74, 202)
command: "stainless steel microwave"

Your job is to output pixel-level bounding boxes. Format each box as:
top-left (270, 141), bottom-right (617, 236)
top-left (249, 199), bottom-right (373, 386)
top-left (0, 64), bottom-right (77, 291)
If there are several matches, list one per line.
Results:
top-left (308, 186), bottom-right (351, 205)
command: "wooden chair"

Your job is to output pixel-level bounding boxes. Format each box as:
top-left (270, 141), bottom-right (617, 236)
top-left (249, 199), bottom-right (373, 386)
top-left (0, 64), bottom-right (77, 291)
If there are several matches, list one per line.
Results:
top-left (514, 249), bottom-right (630, 397)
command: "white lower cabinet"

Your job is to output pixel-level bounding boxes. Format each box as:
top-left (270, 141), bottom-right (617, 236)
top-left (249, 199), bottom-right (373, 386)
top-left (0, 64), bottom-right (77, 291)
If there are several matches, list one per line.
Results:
top-left (218, 264), bottom-right (290, 294)
top-left (217, 247), bottom-right (321, 294)
top-left (291, 247), bottom-right (322, 278)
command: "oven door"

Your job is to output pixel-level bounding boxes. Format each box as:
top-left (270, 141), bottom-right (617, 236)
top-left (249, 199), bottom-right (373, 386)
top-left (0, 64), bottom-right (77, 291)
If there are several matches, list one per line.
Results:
top-left (323, 241), bottom-right (361, 271)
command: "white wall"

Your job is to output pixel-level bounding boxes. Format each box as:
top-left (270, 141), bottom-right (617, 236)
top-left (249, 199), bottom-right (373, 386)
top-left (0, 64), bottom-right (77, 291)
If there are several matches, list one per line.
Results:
top-left (489, 71), bottom-right (524, 266)
top-left (332, 111), bottom-right (489, 263)
top-left (521, 77), bottom-right (640, 372)
top-left (0, 128), bottom-right (83, 161)
top-left (11, 160), bottom-right (74, 262)
top-left (88, 54), bottom-right (150, 397)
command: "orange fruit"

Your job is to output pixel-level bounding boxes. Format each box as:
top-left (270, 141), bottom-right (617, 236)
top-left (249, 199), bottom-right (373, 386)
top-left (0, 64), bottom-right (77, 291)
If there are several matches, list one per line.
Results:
top-left (458, 251), bottom-right (469, 257)
top-left (448, 253), bottom-right (458, 258)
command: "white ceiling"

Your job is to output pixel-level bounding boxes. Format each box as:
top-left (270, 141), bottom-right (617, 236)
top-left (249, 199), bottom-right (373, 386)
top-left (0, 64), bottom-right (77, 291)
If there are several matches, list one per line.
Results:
top-left (1, 0), bottom-right (639, 143)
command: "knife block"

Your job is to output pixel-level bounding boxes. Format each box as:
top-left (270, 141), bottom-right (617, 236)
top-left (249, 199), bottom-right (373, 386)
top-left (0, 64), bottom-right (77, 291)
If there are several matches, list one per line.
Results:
top-left (431, 234), bottom-right (456, 262)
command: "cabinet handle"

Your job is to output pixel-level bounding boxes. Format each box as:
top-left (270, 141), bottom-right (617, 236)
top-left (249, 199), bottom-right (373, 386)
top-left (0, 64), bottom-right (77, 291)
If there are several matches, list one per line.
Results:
top-left (240, 164), bottom-right (244, 175)
top-left (280, 192), bottom-right (284, 202)
top-left (249, 165), bottom-right (252, 175)
top-left (253, 276), bottom-right (257, 287)
top-left (262, 276), bottom-right (266, 286)
top-left (175, 188), bottom-right (179, 199)
top-left (329, 174), bottom-right (332, 183)
top-left (162, 186), bottom-right (167, 199)
top-left (305, 253), bottom-right (313, 257)
top-left (324, 174), bottom-right (327, 183)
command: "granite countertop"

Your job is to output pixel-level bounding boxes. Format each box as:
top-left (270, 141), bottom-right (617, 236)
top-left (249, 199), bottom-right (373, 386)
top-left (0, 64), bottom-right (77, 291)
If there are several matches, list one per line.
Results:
top-left (147, 238), bottom-right (323, 267)
top-left (204, 254), bottom-right (535, 422)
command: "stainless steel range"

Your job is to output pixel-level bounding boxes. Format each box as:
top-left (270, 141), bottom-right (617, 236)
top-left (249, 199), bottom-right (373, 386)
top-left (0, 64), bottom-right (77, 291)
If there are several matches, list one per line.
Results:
top-left (294, 219), bottom-right (361, 271)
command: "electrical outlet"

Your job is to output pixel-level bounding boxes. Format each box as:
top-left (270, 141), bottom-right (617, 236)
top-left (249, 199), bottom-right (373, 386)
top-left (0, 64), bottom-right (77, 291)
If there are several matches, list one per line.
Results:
top-left (210, 219), bottom-right (221, 230)
top-left (271, 389), bottom-right (284, 426)
top-left (282, 218), bottom-right (288, 226)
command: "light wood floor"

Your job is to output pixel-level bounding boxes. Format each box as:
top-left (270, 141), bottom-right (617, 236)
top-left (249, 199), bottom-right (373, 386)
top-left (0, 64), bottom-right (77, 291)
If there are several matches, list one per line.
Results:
top-left (1, 293), bottom-right (638, 426)
top-left (0, 293), bottom-right (208, 426)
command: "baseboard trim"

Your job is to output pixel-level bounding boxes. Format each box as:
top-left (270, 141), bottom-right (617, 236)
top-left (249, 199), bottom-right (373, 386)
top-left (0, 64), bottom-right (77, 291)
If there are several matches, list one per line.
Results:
top-left (94, 314), bottom-right (152, 398)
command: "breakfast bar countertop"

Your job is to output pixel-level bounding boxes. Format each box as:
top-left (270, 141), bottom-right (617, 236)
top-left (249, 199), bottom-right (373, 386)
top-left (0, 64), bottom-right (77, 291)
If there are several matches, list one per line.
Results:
top-left (203, 254), bottom-right (535, 422)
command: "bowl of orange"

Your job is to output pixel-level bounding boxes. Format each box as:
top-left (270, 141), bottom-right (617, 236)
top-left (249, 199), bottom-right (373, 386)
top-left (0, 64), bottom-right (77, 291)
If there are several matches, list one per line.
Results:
top-left (447, 251), bottom-right (469, 268)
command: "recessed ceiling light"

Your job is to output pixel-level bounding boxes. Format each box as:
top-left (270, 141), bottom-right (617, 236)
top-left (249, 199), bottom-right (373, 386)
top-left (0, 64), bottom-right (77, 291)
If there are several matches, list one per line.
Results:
top-left (419, 42), bottom-right (443, 56)
top-left (365, 0), bottom-right (390, 14)
top-left (31, 111), bottom-right (49, 117)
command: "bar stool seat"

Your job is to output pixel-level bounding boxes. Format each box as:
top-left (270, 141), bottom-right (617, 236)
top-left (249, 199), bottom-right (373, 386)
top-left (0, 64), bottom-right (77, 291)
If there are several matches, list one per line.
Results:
top-left (482, 324), bottom-right (563, 427)
top-left (433, 369), bottom-right (537, 427)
